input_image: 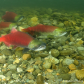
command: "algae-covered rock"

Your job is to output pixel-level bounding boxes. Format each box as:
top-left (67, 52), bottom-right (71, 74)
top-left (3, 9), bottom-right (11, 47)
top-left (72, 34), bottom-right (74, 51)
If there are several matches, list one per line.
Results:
top-left (15, 50), bottom-right (23, 57)
top-left (8, 64), bottom-right (17, 70)
top-left (58, 73), bottom-right (71, 80)
top-left (60, 49), bottom-right (74, 56)
top-left (0, 56), bottom-right (6, 64)
top-left (1, 49), bottom-right (12, 56)
top-left (58, 23), bottom-right (64, 27)
top-left (62, 58), bottom-right (74, 65)
top-left (43, 59), bottom-right (51, 69)
top-left (51, 49), bottom-right (59, 57)
top-left (81, 22), bottom-right (84, 27)
top-left (78, 50), bottom-right (84, 56)
top-left (76, 70), bottom-right (84, 80)
top-left (36, 74), bottom-right (44, 84)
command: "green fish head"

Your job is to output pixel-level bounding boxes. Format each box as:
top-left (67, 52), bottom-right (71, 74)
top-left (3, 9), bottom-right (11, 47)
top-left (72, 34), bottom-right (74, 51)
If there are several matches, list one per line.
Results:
top-left (54, 28), bottom-right (67, 36)
top-left (28, 39), bottom-right (46, 51)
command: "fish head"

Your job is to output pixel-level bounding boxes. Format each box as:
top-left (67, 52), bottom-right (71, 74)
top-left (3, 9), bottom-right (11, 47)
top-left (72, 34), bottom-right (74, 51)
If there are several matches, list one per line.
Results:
top-left (28, 39), bottom-right (46, 51)
top-left (54, 28), bottom-right (67, 36)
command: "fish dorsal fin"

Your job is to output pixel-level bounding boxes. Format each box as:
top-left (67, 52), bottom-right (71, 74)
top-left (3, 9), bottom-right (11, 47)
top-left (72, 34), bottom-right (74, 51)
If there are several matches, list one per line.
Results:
top-left (11, 28), bottom-right (17, 33)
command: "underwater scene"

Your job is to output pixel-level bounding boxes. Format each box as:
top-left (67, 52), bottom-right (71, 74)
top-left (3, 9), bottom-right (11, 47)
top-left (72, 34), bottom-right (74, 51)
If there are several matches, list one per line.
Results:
top-left (0, 0), bottom-right (84, 84)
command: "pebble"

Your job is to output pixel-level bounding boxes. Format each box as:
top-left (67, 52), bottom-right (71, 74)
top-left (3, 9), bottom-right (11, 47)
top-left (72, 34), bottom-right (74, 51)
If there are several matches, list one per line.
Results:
top-left (0, 75), bottom-right (6, 79)
top-left (62, 58), bottom-right (74, 65)
top-left (60, 49), bottom-right (74, 56)
top-left (81, 22), bottom-right (84, 26)
top-left (73, 60), bottom-right (79, 65)
top-left (8, 64), bottom-right (17, 70)
top-left (75, 70), bottom-right (84, 80)
top-left (1, 49), bottom-right (12, 56)
top-left (51, 49), bottom-right (59, 57)
top-left (78, 50), bottom-right (84, 56)
top-left (43, 59), bottom-right (51, 69)
top-left (13, 58), bottom-right (20, 64)
top-left (58, 23), bottom-right (64, 27)
top-left (17, 67), bottom-right (23, 72)
top-left (77, 47), bottom-right (84, 51)
top-left (68, 64), bottom-right (76, 70)
top-left (15, 50), bottom-right (23, 57)
top-left (49, 57), bottom-right (59, 64)
top-left (27, 68), bottom-right (34, 73)
top-left (27, 74), bottom-right (34, 80)
top-left (22, 54), bottom-right (31, 60)
top-left (58, 73), bottom-right (71, 80)
top-left (0, 58), bottom-right (6, 64)
top-left (36, 74), bottom-right (44, 84)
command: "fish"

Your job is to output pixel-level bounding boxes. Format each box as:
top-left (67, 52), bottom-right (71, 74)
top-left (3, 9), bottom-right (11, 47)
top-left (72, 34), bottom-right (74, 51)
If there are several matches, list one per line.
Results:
top-left (21, 24), bottom-right (58, 34)
top-left (21, 24), bottom-right (67, 38)
top-left (2, 11), bottom-right (17, 22)
top-left (0, 22), bottom-right (11, 30)
top-left (0, 28), bottom-right (46, 51)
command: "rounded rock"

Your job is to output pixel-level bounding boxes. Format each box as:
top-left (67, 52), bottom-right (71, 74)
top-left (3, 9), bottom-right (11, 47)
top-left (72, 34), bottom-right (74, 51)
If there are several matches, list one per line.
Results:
top-left (68, 64), bottom-right (76, 70)
top-left (51, 49), bottom-right (59, 57)
top-left (76, 70), bottom-right (84, 80)
top-left (43, 60), bottom-right (51, 69)
top-left (22, 54), bottom-right (31, 60)
top-left (73, 60), bottom-right (79, 65)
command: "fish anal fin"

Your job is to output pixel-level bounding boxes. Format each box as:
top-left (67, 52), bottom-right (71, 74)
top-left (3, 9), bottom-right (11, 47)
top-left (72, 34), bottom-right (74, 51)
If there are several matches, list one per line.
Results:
top-left (11, 28), bottom-right (17, 33)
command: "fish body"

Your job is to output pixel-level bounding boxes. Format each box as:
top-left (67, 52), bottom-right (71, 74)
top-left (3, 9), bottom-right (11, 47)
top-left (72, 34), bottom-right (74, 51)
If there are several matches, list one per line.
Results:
top-left (2, 11), bottom-right (17, 22)
top-left (0, 28), bottom-right (46, 51)
top-left (21, 24), bottom-right (58, 33)
top-left (21, 24), bottom-right (67, 38)
top-left (0, 22), bottom-right (11, 29)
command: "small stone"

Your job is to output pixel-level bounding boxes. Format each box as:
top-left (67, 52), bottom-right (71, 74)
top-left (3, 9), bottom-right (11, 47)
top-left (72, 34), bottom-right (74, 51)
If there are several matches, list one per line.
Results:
top-left (36, 74), bottom-right (44, 84)
top-left (8, 64), bottom-right (17, 70)
top-left (60, 49), bottom-right (74, 56)
top-left (47, 69), bottom-right (53, 72)
top-left (17, 67), bottom-right (23, 72)
top-left (76, 70), bottom-right (84, 80)
top-left (13, 58), bottom-right (20, 64)
top-left (1, 49), bottom-right (12, 56)
top-left (43, 60), bottom-right (51, 69)
top-left (51, 49), bottom-right (59, 57)
top-left (81, 22), bottom-right (84, 26)
top-left (58, 23), bottom-right (64, 27)
top-left (73, 60), bottom-right (79, 65)
top-left (77, 47), bottom-right (84, 51)
top-left (58, 73), bottom-right (71, 80)
top-left (79, 50), bottom-right (84, 56)
top-left (15, 50), bottom-right (23, 57)
top-left (49, 57), bottom-right (59, 64)
top-left (27, 74), bottom-right (34, 80)
top-left (0, 58), bottom-right (6, 64)
top-left (22, 54), bottom-right (31, 60)
top-left (62, 58), bottom-right (74, 65)
top-left (27, 68), bottom-right (34, 73)
top-left (68, 64), bottom-right (76, 70)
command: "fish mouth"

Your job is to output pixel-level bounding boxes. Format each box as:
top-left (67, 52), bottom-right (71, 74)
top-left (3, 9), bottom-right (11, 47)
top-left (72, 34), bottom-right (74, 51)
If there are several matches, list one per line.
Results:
top-left (34, 43), bottom-right (46, 51)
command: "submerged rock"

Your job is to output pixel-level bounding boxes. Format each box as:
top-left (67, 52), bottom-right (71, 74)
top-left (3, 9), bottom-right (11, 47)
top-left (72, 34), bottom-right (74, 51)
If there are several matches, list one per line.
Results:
top-left (58, 73), bottom-right (71, 80)
top-left (51, 49), bottom-right (59, 57)
top-left (62, 58), bottom-right (74, 65)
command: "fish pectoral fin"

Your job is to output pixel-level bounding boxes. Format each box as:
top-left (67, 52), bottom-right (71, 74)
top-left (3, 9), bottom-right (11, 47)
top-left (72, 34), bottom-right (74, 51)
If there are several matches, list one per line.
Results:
top-left (4, 42), bottom-right (11, 47)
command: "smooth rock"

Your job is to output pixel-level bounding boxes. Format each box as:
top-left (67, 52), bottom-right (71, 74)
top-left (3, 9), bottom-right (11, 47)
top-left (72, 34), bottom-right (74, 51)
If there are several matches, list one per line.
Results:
top-left (62, 58), bottom-right (74, 65)
top-left (8, 64), bottom-right (17, 70)
top-left (51, 49), bottom-right (59, 57)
